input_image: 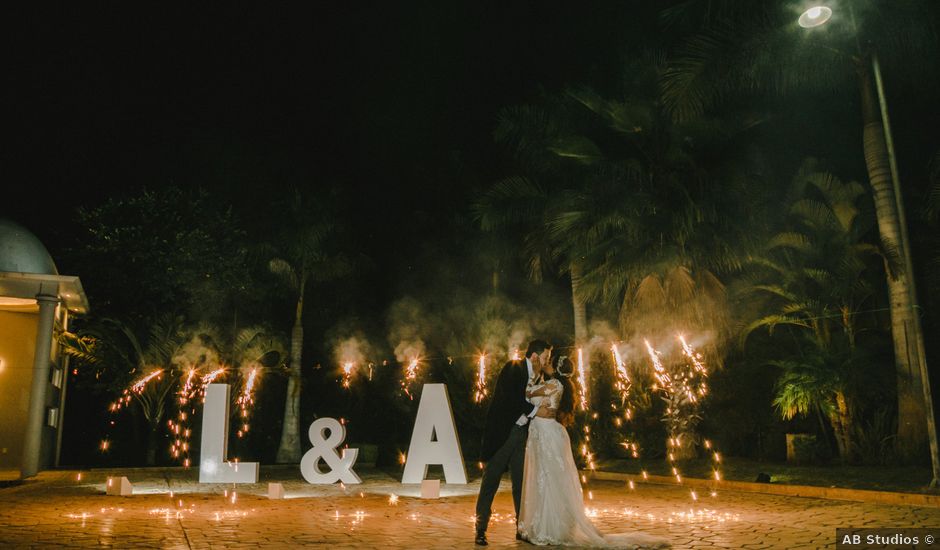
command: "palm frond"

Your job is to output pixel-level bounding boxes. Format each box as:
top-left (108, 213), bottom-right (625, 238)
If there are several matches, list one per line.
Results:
top-left (493, 104), bottom-right (566, 173)
top-left (662, 19), bottom-right (746, 122)
top-left (739, 314), bottom-right (811, 347)
top-left (767, 232), bottom-right (810, 252)
top-left (789, 199), bottom-right (838, 231)
top-left (634, 274), bottom-right (667, 312)
top-left (472, 176), bottom-right (546, 231)
top-left (58, 332), bottom-right (101, 365)
top-left (547, 135), bottom-right (603, 164)
top-left (748, 283), bottom-right (798, 302)
top-left (664, 265), bottom-right (696, 306)
top-left (268, 258), bottom-right (299, 289)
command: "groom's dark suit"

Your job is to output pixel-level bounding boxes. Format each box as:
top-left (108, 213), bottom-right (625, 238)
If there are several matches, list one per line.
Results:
top-left (475, 358), bottom-right (535, 535)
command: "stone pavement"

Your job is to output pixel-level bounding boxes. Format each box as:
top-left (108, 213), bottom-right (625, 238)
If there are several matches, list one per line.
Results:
top-left (1, 466), bottom-right (938, 549)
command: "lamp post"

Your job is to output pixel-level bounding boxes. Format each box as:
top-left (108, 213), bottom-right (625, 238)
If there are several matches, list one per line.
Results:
top-left (798, 5), bottom-right (939, 487)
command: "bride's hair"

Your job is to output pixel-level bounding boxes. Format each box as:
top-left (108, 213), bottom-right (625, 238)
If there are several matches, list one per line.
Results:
top-left (547, 354), bottom-right (577, 427)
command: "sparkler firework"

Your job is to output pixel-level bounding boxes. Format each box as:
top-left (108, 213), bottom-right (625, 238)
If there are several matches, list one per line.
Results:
top-left (574, 348), bottom-right (599, 474)
top-left (342, 362), bottom-right (354, 389)
top-left (400, 358), bottom-right (421, 400)
top-left (173, 366), bottom-right (228, 465)
top-left (102, 359), bottom-right (258, 468)
top-left (577, 348), bottom-right (588, 411)
top-left (610, 345), bottom-right (631, 407)
top-left (200, 367), bottom-right (226, 389)
top-left (236, 368), bottom-right (260, 438)
top-left (640, 335), bottom-right (722, 497)
top-left (109, 369), bottom-right (164, 413)
top-left (474, 353), bottom-right (487, 403)
top-left (610, 343), bottom-right (642, 466)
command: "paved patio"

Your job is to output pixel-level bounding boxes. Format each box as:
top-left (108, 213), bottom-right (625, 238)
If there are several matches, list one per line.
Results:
top-left (1, 466), bottom-right (938, 549)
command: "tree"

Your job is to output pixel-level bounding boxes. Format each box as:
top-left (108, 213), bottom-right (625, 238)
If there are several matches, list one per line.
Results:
top-left (478, 53), bottom-right (760, 354)
top-left (741, 160), bottom-right (893, 461)
top-left (770, 338), bottom-right (863, 463)
top-left (207, 325), bottom-right (287, 447)
top-left (268, 189), bottom-right (351, 463)
top-left (66, 187), bottom-right (252, 328)
top-left (63, 315), bottom-right (189, 465)
top-left (547, 53), bottom-right (762, 359)
top-left (661, 0), bottom-right (940, 461)
top-left (475, 101), bottom-right (593, 348)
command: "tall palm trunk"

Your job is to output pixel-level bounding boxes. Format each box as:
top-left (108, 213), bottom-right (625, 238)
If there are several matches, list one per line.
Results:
top-left (833, 391), bottom-right (855, 463)
top-left (858, 60), bottom-right (928, 460)
top-left (570, 261), bottom-right (588, 347)
top-left (492, 259), bottom-right (501, 292)
top-left (146, 422), bottom-right (160, 466)
top-left (276, 281), bottom-right (305, 463)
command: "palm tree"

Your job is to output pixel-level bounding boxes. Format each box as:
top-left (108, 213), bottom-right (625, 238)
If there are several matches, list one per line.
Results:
top-left (661, 0), bottom-right (939, 461)
top-left (203, 325), bottom-right (287, 448)
top-left (478, 53), bottom-right (760, 352)
top-left (268, 189), bottom-right (351, 463)
top-left (552, 159), bottom-right (744, 359)
top-left (770, 338), bottom-right (860, 463)
top-left (741, 161), bottom-right (891, 461)
top-left (475, 104), bottom-right (592, 348)
top-left (742, 161), bottom-right (891, 342)
top-left (547, 54), bottom-right (762, 358)
top-left (225, 326), bottom-right (286, 375)
top-left (63, 315), bottom-right (189, 465)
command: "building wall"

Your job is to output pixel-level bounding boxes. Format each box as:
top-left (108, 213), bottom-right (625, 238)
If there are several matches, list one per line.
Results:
top-left (0, 309), bottom-right (38, 469)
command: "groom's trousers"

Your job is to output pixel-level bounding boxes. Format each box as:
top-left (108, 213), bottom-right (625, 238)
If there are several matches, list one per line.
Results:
top-left (475, 424), bottom-right (527, 533)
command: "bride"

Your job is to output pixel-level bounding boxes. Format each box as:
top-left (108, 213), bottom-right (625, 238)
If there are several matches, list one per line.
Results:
top-left (517, 355), bottom-right (669, 549)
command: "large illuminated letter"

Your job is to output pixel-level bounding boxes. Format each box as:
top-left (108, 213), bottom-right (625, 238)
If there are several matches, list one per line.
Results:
top-left (199, 384), bottom-right (259, 483)
top-left (401, 383), bottom-right (467, 484)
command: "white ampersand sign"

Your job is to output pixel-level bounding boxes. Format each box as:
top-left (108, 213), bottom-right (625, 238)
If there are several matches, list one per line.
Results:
top-left (299, 418), bottom-right (361, 484)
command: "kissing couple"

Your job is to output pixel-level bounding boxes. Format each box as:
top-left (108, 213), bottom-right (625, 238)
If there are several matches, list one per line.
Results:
top-left (474, 339), bottom-right (669, 548)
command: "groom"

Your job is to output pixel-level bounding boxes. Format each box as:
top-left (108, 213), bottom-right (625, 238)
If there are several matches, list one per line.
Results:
top-left (474, 339), bottom-right (552, 546)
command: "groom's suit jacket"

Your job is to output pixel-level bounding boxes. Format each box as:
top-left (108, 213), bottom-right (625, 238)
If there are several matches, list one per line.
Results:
top-left (480, 359), bottom-right (532, 461)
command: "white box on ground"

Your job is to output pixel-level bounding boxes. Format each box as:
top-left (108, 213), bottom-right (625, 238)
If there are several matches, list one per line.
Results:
top-left (420, 479), bottom-right (440, 499)
top-left (268, 482), bottom-right (285, 499)
top-left (106, 476), bottom-right (133, 496)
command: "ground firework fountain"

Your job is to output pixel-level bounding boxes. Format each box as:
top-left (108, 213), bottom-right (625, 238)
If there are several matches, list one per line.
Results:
top-left (474, 353), bottom-right (488, 403)
top-left (341, 362), bottom-right (354, 389)
top-left (236, 368), bottom-right (260, 438)
top-left (401, 357), bottom-right (421, 400)
top-left (640, 335), bottom-right (723, 498)
top-left (610, 344), bottom-right (641, 465)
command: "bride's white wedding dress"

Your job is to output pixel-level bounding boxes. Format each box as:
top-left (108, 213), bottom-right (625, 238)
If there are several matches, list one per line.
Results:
top-left (518, 378), bottom-right (669, 549)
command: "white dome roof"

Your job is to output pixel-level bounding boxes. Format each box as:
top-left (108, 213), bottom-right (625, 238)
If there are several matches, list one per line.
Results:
top-left (0, 219), bottom-right (58, 275)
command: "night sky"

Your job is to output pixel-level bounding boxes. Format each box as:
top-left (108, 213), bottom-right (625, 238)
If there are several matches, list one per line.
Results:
top-left (4, 3), bottom-right (658, 260)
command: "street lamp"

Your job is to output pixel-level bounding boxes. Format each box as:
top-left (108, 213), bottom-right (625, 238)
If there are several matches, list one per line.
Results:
top-left (798, 4), bottom-right (940, 487)
top-left (798, 6), bottom-right (832, 28)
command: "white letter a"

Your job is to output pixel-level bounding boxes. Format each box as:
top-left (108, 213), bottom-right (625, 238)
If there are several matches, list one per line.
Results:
top-left (401, 384), bottom-right (467, 484)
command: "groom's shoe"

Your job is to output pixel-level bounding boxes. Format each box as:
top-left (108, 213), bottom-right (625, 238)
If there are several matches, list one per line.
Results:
top-left (475, 531), bottom-right (488, 546)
